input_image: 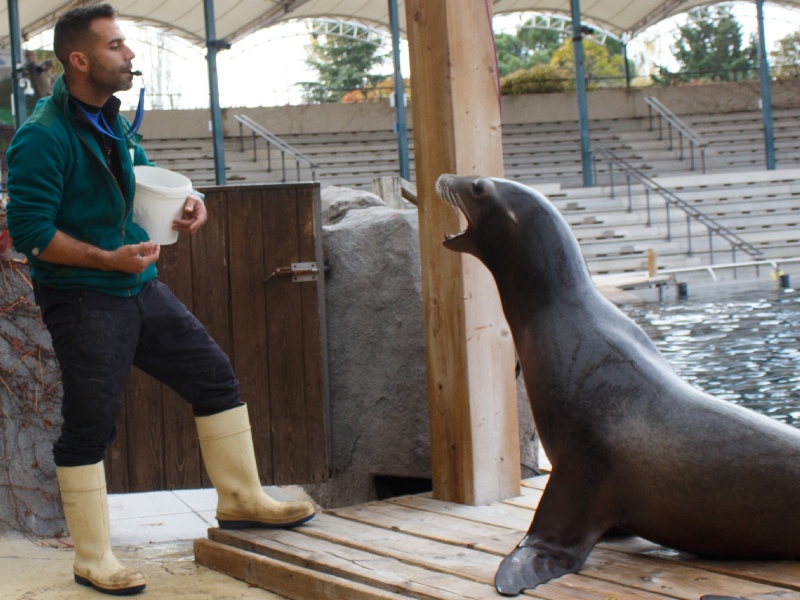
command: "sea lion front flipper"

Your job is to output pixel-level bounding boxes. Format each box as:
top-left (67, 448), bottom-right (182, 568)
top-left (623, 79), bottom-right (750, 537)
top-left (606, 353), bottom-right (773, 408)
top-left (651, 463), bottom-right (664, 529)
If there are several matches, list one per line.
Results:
top-left (494, 538), bottom-right (589, 596)
top-left (495, 470), bottom-right (608, 596)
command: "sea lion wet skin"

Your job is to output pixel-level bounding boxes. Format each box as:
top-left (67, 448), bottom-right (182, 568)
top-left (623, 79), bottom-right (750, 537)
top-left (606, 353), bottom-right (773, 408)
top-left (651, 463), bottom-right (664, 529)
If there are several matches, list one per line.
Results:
top-left (434, 174), bottom-right (800, 596)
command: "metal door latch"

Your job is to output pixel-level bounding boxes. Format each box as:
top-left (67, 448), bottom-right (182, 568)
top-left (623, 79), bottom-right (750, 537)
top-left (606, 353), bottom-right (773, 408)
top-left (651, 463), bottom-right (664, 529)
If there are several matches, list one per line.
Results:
top-left (265, 262), bottom-right (319, 283)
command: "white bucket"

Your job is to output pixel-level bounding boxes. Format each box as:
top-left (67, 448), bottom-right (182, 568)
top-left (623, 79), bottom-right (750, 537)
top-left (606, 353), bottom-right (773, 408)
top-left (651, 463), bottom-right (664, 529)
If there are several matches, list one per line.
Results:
top-left (132, 166), bottom-right (193, 245)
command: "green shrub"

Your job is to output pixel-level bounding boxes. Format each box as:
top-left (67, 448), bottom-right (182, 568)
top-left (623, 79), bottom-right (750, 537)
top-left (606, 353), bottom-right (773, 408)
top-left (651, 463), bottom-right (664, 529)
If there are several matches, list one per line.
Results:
top-left (500, 64), bottom-right (572, 95)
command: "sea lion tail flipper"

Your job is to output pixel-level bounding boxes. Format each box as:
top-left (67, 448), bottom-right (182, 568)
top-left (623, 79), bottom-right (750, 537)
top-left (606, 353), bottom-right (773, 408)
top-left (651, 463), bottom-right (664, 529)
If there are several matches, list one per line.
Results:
top-left (494, 541), bottom-right (589, 596)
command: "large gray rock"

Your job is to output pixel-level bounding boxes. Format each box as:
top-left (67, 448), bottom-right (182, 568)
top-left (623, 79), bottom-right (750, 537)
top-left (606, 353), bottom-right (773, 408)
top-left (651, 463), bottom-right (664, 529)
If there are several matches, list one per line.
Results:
top-left (305, 205), bottom-right (431, 507)
top-left (320, 186), bottom-right (386, 225)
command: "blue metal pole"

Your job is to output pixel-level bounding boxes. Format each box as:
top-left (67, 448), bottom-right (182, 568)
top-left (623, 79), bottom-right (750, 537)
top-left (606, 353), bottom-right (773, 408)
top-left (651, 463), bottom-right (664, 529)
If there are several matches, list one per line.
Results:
top-left (388, 0), bottom-right (410, 180)
top-left (756, 0), bottom-right (776, 170)
top-left (623, 41), bottom-right (631, 88)
top-left (570, 0), bottom-right (593, 187)
top-left (203, 0), bottom-right (227, 184)
top-left (8, 0), bottom-right (27, 128)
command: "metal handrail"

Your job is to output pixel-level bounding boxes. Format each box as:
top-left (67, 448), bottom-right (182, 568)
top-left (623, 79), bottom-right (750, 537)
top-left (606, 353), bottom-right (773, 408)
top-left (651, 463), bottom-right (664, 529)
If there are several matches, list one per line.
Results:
top-left (644, 96), bottom-right (708, 173)
top-left (234, 114), bottom-right (319, 182)
top-left (594, 148), bottom-right (762, 265)
top-left (659, 257), bottom-right (800, 281)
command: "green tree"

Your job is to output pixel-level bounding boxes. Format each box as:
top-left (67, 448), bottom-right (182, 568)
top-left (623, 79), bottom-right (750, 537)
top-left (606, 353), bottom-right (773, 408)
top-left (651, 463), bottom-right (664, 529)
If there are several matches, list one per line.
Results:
top-left (300, 33), bottom-right (389, 103)
top-left (669, 6), bottom-right (757, 81)
top-left (550, 38), bottom-right (628, 87)
top-left (494, 21), bottom-right (563, 77)
top-left (771, 30), bottom-right (800, 78)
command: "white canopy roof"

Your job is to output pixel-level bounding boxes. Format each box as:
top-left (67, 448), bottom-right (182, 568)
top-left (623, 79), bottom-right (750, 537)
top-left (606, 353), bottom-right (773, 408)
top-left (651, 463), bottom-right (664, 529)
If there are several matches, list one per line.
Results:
top-left (4, 0), bottom-right (800, 48)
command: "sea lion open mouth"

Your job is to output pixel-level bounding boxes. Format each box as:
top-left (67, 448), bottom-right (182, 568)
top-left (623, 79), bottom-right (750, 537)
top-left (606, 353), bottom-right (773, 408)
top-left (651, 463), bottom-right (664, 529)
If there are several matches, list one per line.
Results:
top-left (435, 174), bottom-right (476, 247)
top-left (434, 174), bottom-right (520, 257)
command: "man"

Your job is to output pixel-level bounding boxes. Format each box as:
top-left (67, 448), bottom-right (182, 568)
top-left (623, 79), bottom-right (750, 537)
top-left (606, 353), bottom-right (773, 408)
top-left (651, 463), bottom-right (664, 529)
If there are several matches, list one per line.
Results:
top-left (6, 5), bottom-right (314, 596)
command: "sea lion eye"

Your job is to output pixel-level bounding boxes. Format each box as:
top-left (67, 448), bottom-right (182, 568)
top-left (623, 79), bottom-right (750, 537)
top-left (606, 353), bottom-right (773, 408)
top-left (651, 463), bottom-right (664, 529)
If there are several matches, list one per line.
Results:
top-left (472, 180), bottom-right (484, 195)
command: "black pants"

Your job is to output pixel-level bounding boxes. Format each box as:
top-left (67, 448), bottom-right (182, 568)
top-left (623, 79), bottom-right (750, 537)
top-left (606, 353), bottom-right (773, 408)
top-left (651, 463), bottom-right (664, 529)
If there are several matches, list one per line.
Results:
top-left (34, 278), bottom-right (240, 467)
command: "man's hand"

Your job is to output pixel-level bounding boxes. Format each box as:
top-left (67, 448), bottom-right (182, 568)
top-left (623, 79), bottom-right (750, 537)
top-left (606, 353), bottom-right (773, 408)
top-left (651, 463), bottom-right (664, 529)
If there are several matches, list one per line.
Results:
top-left (173, 194), bottom-right (207, 235)
top-left (109, 241), bottom-right (160, 274)
top-left (38, 232), bottom-right (160, 274)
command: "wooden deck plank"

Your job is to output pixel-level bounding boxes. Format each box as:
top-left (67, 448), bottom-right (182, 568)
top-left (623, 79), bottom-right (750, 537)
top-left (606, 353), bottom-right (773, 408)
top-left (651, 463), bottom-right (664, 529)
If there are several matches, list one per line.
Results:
top-left (605, 540), bottom-right (800, 592)
top-left (386, 494), bottom-right (534, 531)
top-left (330, 493), bottom-right (797, 599)
top-left (520, 475), bottom-right (549, 490)
top-left (195, 474), bottom-right (800, 600)
top-left (207, 528), bottom-right (522, 600)
top-left (332, 502), bottom-right (522, 552)
top-left (194, 538), bottom-right (410, 600)
top-left (205, 521), bottom-right (679, 600)
top-left (500, 485), bottom-right (544, 510)
top-left (297, 513), bottom-right (502, 584)
top-left (578, 549), bottom-right (794, 599)
top-left (387, 492), bottom-right (800, 596)
top-left (296, 514), bottom-right (681, 599)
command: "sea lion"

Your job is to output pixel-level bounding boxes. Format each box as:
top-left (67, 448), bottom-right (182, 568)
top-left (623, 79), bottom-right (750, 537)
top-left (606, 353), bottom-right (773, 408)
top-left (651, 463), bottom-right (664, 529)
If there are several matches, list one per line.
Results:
top-left (434, 174), bottom-right (800, 596)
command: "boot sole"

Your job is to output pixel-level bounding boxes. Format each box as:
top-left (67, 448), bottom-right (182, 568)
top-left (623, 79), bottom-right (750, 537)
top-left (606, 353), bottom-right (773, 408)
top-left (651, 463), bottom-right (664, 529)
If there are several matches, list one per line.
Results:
top-left (218, 511), bottom-right (315, 530)
top-left (75, 574), bottom-right (146, 596)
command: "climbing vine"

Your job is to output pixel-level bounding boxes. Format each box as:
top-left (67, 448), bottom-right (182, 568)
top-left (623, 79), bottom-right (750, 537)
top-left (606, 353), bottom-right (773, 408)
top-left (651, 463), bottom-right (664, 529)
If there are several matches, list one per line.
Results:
top-left (0, 204), bottom-right (64, 537)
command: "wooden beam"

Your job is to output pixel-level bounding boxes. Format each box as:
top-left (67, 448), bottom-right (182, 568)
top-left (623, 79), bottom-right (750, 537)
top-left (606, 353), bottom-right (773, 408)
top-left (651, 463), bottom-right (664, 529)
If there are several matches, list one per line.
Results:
top-left (405, 0), bottom-right (520, 506)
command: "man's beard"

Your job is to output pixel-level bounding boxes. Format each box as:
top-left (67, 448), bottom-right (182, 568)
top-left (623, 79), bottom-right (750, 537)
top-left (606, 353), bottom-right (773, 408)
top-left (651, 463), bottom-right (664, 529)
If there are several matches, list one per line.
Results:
top-left (87, 60), bottom-right (133, 98)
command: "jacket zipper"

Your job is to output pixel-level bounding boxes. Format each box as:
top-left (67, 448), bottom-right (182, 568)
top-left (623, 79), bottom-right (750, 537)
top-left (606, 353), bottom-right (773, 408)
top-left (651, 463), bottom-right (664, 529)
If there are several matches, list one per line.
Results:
top-left (65, 102), bottom-right (141, 295)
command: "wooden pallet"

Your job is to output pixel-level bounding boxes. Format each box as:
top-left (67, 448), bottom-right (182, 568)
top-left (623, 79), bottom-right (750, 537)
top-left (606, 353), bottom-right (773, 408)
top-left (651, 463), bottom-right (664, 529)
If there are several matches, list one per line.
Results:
top-left (194, 476), bottom-right (800, 600)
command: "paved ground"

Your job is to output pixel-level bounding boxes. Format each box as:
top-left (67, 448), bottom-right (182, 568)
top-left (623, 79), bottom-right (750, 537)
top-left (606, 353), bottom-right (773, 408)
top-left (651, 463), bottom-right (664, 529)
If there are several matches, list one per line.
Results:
top-left (0, 486), bottom-right (301, 599)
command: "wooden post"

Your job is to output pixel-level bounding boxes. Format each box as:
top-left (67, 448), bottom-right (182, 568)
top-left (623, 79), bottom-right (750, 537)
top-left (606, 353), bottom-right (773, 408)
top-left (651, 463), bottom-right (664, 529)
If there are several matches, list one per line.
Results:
top-left (405, 0), bottom-right (520, 506)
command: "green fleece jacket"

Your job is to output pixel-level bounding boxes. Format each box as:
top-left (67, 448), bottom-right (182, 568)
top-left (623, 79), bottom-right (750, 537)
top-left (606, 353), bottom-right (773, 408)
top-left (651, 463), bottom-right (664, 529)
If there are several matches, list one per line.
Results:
top-left (6, 75), bottom-right (156, 296)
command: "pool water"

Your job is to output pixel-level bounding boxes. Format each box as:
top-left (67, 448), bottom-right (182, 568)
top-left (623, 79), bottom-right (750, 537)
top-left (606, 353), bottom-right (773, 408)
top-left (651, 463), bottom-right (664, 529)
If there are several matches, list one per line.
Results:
top-left (624, 291), bottom-right (800, 429)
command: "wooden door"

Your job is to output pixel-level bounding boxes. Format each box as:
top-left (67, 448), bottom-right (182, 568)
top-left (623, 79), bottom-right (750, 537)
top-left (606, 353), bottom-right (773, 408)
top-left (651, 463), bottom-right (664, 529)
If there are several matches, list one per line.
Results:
top-left (107, 183), bottom-right (330, 493)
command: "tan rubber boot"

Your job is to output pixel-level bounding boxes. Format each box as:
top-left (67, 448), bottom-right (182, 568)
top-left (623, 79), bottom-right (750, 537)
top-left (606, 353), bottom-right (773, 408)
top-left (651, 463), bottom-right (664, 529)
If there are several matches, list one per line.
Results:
top-left (57, 462), bottom-right (146, 596)
top-left (196, 404), bottom-right (316, 529)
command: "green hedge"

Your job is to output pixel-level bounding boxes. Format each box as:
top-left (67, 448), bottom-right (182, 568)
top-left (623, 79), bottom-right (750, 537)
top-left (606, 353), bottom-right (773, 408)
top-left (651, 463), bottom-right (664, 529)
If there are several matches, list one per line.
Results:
top-left (500, 64), bottom-right (574, 95)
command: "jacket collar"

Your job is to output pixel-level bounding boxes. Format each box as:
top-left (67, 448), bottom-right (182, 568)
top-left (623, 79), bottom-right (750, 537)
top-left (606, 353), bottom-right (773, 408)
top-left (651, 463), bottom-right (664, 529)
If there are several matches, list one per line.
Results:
top-left (54, 75), bottom-right (122, 124)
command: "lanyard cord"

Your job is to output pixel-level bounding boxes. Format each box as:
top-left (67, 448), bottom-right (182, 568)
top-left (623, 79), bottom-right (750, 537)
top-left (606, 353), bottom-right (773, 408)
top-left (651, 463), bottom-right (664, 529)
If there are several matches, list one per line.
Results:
top-left (74, 87), bottom-right (145, 140)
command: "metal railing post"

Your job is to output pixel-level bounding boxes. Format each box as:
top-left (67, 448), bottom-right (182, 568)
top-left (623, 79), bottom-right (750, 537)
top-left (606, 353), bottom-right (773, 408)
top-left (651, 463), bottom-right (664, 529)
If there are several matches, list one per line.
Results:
top-left (626, 174), bottom-right (633, 212)
top-left (686, 214), bottom-right (693, 257)
top-left (666, 200), bottom-right (672, 241)
top-left (708, 229), bottom-right (714, 265)
top-left (609, 161), bottom-right (615, 198)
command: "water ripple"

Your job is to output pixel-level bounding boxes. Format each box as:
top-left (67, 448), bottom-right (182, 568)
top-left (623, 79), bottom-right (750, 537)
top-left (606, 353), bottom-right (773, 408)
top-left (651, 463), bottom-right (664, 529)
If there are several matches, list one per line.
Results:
top-left (625, 292), bottom-right (800, 428)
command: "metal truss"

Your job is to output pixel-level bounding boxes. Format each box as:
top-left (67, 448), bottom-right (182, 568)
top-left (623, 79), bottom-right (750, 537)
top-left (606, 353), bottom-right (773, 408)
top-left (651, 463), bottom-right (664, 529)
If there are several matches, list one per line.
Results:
top-left (309, 18), bottom-right (386, 46)
top-left (512, 13), bottom-right (620, 45)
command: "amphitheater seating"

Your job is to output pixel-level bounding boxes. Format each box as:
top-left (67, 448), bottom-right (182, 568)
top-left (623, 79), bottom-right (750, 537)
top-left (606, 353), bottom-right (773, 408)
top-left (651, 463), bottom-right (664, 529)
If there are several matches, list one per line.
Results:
top-left (548, 169), bottom-right (800, 276)
top-left (141, 104), bottom-right (800, 279)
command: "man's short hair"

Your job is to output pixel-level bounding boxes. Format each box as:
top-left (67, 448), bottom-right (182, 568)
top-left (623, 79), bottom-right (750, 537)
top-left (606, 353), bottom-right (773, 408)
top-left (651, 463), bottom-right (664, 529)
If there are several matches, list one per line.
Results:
top-left (53, 4), bottom-right (118, 66)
